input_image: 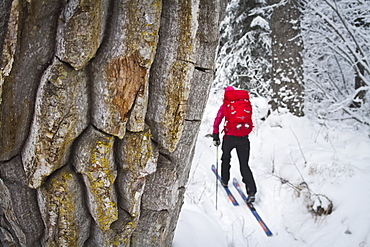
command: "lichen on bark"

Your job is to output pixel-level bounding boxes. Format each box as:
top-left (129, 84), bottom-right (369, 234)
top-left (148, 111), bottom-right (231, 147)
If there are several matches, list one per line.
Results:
top-left (146, 0), bottom-right (200, 153)
top-left (38, 165), bottom-right (90, 247)
top-left (21, 60), bottom-right (89, 189)
top-left (56, 0), bottom-right (109, 70)
top-left (0, 0), bottom-right (226, 245)
top-left (116, 127), bottom-right (158, 216)
top-left (91, 0), bottom-right (162, 138)
top-left (73, 126), bottom-right (118, 231)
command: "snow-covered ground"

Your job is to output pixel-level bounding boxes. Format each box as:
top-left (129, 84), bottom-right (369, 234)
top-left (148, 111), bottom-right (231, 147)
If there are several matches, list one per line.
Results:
top-left (173, 91), bottom-right (370, 247)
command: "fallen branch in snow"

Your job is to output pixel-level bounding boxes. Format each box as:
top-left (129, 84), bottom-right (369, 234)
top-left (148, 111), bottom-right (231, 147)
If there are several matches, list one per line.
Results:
top-left (309, 193), bottom-right (333, 217)
top-left (270, 172), bottom-right (333, 217)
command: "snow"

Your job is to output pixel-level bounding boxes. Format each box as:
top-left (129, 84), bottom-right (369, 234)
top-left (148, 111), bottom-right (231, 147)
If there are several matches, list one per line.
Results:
top-left (173, 92), bottom-right (370, 247)
top-left (251, 16), bottom-right (269, 30)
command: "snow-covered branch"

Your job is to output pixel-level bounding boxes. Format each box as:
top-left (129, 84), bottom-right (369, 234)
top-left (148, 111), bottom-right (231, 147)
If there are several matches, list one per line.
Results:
top-left (301, 0), bottom-right (370, 127)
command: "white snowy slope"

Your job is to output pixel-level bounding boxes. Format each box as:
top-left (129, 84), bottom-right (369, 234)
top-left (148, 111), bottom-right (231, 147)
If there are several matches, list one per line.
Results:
top-left (173, 91), bottom-right (370, 247)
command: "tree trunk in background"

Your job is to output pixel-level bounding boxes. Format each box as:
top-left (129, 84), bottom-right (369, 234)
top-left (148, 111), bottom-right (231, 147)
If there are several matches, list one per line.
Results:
top-left (352, 52), bottom-right (366, 108)
top-left (269, 0), bottom-right (305, 116)
top-left (0, 0), bottom-right (227, 246)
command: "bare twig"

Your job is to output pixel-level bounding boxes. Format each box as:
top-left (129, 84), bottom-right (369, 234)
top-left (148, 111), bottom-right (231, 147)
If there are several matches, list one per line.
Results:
top-left (289, 127), bottom-right (307, 165)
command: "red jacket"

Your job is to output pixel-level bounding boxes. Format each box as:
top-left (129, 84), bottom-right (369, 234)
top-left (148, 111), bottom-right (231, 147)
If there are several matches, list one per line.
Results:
top-left (213, 86), bottom-right (234, 135)
top-left (213, 104), bottom-right (225, 134)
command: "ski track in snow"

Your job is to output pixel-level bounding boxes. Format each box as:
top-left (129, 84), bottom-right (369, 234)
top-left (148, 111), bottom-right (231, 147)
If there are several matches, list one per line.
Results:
top-left (173, 94), bottom-right (370, 247)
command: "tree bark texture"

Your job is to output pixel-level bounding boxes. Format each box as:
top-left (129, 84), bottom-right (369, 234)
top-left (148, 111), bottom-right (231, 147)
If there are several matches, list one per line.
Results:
top-left (0, 0), bottom-right (227, 246)
top-left (269, 0), bottom-right (305, 116)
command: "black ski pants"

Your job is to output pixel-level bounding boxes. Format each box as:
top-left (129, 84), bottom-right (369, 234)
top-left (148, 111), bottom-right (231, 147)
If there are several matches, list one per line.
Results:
top-left (221, 135), bottom-right (257, 195)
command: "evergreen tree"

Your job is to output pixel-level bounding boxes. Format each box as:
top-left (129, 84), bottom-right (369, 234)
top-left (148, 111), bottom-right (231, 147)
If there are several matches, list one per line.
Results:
top-left (214, 0), bottom-right (271, 95)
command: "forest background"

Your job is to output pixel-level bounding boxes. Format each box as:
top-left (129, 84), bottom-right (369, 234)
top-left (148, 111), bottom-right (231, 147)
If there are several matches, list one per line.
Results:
top-left (174, 0), bottom-right (370, 246)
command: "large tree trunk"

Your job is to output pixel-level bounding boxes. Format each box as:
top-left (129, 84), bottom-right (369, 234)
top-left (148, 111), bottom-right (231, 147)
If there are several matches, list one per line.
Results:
top-left (269, 0), bottom-right (305, 116)
top-left (0, 0), bottom-right (227, 246)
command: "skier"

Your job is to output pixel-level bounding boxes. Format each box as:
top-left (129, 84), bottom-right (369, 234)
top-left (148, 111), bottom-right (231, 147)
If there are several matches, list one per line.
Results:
top-left (212, 86), bottom-right (257, 203)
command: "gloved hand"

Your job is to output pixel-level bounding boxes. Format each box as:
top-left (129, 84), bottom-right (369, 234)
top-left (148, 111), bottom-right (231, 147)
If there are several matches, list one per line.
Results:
top-left (213, 133), bottom-right (220, 146)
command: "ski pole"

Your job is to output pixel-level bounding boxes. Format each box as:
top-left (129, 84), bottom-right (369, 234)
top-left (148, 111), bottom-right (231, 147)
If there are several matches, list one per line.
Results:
top-left (215, 145), bottom-right (219, 210)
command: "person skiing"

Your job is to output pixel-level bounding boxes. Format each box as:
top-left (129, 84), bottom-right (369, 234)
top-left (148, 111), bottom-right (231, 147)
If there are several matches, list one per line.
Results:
top-left (212, 86), bottom-right (257, 203)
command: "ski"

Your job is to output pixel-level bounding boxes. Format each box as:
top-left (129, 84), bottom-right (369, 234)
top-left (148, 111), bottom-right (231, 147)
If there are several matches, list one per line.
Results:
top-left (211, 165), bottom-right (239, 206)
top-left (233, 178), bottom-right (273, 237)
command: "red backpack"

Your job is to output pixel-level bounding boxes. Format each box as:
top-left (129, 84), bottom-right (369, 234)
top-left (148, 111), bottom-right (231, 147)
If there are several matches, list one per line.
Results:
top-left (223, 90), bottom-right (253, 136)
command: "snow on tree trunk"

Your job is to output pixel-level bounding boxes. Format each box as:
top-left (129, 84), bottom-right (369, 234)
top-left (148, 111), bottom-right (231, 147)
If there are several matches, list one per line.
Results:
top-left (0, 0), bottom-right (227, 246)
top-left (269, 0), bottom-right (305, 117)
top-left (214, 0), bottom-right (271, 93)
